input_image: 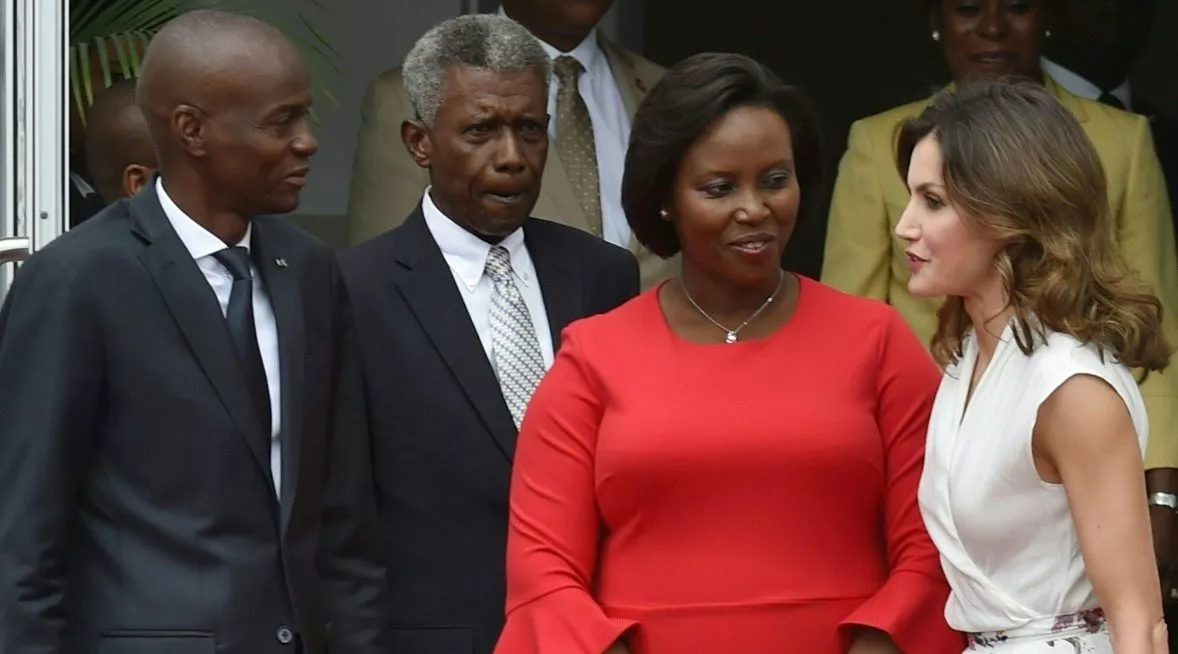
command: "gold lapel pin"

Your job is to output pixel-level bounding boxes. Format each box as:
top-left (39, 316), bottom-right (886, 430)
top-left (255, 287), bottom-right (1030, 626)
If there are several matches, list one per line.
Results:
top-left (275, 258), bottom-right (288, 268)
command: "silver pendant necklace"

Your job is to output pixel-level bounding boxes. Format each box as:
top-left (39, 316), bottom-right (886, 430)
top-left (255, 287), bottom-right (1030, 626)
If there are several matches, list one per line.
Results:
top-left (678, 269), bottom-right (786, 344)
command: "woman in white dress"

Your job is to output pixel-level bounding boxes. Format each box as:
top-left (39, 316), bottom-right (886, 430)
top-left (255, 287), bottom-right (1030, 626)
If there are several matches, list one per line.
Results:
top-left (893, 79), bottom-right (1172, 653)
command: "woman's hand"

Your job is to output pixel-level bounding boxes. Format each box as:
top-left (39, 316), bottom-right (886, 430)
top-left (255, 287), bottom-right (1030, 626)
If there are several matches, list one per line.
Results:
top-left (1152, 616), bottom-right (1169, 654)
top-left (847, 628), bottom-right (901, 654)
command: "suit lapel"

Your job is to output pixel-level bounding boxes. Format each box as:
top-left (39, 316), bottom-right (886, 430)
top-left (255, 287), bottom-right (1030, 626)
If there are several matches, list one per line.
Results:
top-left (394, 210), bottom-right (519, 460)
top-left (251, 219), bottom-right (304, 530)
top-left (601, 36), bottom-right (651, 119)
top-left (537, 151), bottom-right (589, 231)
top-left (1044, 74), bottom-right (1091, 124)
top-left (525, 222), bottom-right (582, 349)
top-left (130, 188), bottom-right (274, 484)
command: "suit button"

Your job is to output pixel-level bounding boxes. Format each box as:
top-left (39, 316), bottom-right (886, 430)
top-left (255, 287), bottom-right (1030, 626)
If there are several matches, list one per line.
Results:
top-left (276, 626), bottom-right (294, 645)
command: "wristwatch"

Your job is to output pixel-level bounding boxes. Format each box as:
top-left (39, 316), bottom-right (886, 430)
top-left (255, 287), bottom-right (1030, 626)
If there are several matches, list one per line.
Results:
top-left (1148, 492), bottom-right (1178, 511)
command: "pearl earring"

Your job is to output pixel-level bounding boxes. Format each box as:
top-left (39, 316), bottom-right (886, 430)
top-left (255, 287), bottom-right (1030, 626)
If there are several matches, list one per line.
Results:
top-left (659, 209), bottom-right (669, 218)
top-left (1045, 29), bottom-right (1052, 38)
top-left (931, 30), bottom-right (941, 42)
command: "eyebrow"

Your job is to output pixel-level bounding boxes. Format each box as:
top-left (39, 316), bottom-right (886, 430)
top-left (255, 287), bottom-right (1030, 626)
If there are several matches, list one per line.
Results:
top-left (267, 99), bottom-right (311, 115)
top-left (696, 159), bottom-right (795, 177)
top-left (912, 181), bottom-right (945, 193)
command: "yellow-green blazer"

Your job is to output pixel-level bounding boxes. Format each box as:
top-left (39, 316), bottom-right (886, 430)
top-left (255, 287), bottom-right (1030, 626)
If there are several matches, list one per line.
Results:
top-left (344, 35), bottom-right (675, 290)
top-left (822, 76), bottom-right (1178, 469)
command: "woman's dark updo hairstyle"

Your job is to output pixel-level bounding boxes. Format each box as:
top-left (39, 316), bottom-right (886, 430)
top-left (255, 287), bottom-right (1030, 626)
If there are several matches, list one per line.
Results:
top-left (621, 52), bottom-right (826, 258)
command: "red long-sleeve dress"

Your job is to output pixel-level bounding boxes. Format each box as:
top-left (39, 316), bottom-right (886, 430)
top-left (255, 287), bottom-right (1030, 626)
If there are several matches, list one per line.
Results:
top-left (495, 278), bottom-right (963, 654)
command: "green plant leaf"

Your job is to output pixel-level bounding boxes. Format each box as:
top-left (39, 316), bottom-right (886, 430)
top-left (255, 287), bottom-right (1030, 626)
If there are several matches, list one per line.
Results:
top-left (110, 31), bottom-right (132, 79)
top-left (78, 41), bottom-right (94, 106)
top-left (69, 0), bottom-right (341, 123)
top-left (95, 35), bottom-right (113, 87)
top-left (69, 57), bottom-right (89, 126)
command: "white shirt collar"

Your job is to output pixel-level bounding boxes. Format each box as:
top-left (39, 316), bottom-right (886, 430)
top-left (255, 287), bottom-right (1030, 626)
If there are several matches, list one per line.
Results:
top-left (155, 177), bottom-right (251, 261)
top-left (1041, 57), bottom-right (1132, 110)
top-left (71, 172), bottom-right (97, 196)
top-left (420, 187), bottom-right (533, 291)
top-left (497, 4), bottom-right (605, 75)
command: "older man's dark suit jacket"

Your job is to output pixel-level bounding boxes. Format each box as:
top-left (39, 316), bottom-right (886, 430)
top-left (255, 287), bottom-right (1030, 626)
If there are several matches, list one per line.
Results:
top-left (338, 207), bottom-right (640, 654)
top-left (0, 186), bottom-right (390, 654)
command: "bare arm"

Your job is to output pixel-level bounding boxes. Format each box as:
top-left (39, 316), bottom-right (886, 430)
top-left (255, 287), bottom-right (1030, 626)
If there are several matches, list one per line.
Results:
top-left (1036, 374), bottom-right (1165, 653)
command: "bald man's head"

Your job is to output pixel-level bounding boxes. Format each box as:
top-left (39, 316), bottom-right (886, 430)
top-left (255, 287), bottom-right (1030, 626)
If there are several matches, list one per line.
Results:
top-left (137, 10), bottom-right (318, 217)
top-left (84, 78), bottom-right (156, 204)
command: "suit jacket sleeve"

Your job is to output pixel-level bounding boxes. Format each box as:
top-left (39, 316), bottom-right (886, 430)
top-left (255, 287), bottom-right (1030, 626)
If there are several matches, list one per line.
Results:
top-left (345, 71), bottom-right (430, 247)
top-left (822, 119), bottom-right (893, 301)
top-left (495, 331), bottom-right (636, 654)
top-left (1119, 118), bottom-right (1178, 470)
top-left (0, 252), bottom-right (103, 653)
top-left (317, 262), bottom-right (392, 653)
top-left (618, 251), bottom-right (640, 306)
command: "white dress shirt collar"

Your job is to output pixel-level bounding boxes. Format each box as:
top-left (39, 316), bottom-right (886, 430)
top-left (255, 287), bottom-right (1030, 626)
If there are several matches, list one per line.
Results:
top-left (156, 177), bottom-right (252, 258)
top-left (421, 188), bottom-right (534, 292)
top-left (1041, 57), bottom-right (1132, 110)
top-left (497, 5), bottom-right (606, 75)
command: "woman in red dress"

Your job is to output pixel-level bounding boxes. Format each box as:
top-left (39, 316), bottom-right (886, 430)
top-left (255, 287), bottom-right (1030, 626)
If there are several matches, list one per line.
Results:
top-left (494, 53), bottom-right (963, 654)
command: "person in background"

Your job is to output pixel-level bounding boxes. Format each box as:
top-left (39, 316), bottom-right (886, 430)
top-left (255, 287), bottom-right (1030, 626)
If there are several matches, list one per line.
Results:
top-left (495, 52), bottom-right (961, 654)
top-left (83, 77), bottom-right (158, 204)
top-left (899, 79), bottom-right (1169, 654)
top-left (346, 0), bottom-right (672, 288)
top-left (0, 10), bottom-right (391, 654)
top-left (339, 15), bottom-right (639, 654)
top-left (821, 0), bottom-right (1178, 601)
top-left (1042, 0), bottom-right (1178, 256)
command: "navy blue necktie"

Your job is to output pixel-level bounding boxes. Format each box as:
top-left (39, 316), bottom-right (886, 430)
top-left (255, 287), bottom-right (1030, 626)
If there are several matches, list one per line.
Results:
top-left (213, 246), bottom-right (272, 440)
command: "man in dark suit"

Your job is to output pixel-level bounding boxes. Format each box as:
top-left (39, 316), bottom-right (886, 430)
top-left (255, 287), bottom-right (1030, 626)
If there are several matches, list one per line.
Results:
top-left (0, 10), bottom-right (389, 654)
top-left (339, 15), bottom-right (639, 654)
top-left (347, 0), bottom-right (673, 289)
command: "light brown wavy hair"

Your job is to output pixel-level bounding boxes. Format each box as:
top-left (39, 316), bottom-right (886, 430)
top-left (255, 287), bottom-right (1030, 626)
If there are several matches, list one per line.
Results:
top-left (895, 79), bottom-right (1170, 375)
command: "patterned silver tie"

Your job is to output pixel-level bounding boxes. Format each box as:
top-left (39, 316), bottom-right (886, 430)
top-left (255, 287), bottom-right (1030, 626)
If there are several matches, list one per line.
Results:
top-left (485, 245), bottom-right (545, 428)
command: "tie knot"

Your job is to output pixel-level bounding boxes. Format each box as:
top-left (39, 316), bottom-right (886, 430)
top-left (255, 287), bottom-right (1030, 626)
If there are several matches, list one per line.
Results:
top-left (485, 246), bottom-right (513, 284)
top-left (214, 246), bottom-right (252, 281)
top-left (552, 55), bottom-right (585, 83)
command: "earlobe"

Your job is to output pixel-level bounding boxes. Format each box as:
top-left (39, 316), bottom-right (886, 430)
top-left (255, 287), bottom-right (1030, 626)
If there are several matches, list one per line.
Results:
top-left (401, 119), bottom-right (432, 169)
top-left (928, 7), bottom-right (942, 36)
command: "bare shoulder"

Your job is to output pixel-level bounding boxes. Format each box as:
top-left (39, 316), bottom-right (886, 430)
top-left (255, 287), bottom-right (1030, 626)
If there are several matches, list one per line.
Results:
top-left (1038, 372), bottom-right (1135, 454)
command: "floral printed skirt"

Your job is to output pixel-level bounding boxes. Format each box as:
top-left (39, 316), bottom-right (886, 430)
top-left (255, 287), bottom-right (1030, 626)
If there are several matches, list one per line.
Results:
top-left (964, 608), bottom-right (1110, 653)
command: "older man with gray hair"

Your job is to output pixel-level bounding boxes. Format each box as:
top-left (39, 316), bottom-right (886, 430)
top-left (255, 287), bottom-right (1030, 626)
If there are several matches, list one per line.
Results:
top-left (348, 1), bottom-right (671, 288)
top-left (338, 14), bottom-right (639, 654)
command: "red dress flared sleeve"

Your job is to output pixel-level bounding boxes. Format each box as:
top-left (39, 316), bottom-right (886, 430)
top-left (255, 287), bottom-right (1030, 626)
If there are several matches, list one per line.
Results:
top-left (494, 331), bottom-right (636, 654)
top-left (836, 310), bottom-right (962, 653)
